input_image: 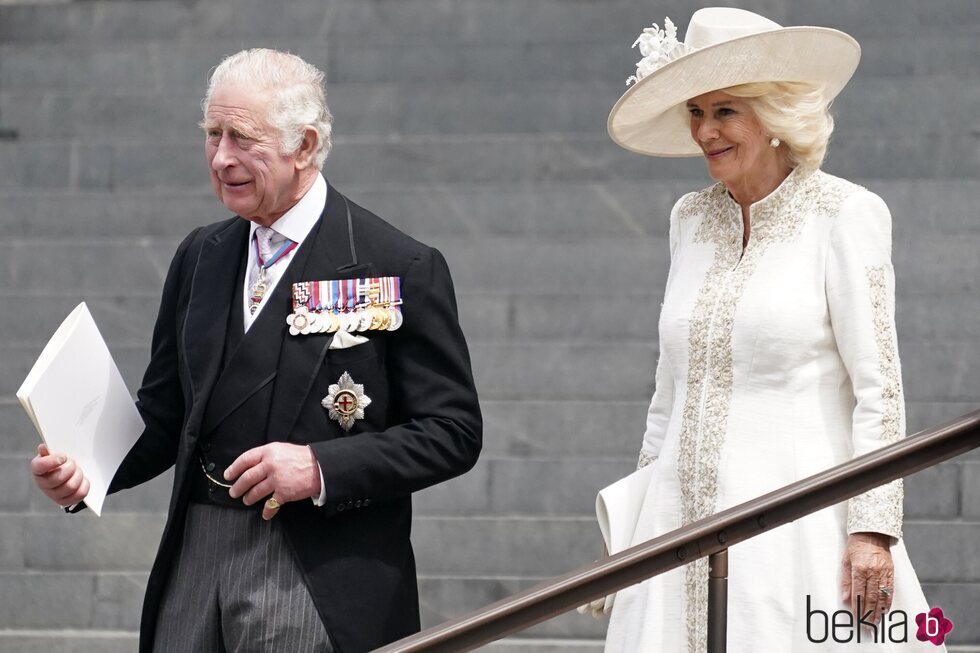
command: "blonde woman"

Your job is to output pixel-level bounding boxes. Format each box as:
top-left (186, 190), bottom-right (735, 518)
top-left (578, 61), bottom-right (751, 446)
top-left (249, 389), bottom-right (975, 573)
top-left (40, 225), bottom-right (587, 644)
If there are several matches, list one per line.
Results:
top-left (594, 8), bottom-right (943, 652)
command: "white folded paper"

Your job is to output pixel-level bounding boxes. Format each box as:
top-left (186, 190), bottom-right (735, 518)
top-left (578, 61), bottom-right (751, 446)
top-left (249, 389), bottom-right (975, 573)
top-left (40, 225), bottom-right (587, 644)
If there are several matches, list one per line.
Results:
top-left (17, 302), bottom-right (144, 516)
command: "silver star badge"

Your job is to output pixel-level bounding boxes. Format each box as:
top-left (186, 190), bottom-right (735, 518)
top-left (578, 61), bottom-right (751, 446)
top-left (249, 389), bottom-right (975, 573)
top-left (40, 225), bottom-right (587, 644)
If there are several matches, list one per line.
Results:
top-left (321, 371), bottom-right (371, 431)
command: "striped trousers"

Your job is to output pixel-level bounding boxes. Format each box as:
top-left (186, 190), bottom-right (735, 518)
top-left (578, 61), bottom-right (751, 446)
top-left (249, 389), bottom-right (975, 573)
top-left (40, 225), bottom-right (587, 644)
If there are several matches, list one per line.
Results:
top-left (152, 502), bottom-right (333, 652)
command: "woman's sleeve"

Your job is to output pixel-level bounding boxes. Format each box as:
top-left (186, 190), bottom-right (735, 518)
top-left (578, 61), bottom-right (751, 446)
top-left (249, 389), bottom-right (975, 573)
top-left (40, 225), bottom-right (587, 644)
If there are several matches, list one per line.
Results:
top-left (826, 189), bottom-right (905, 540)
top-left (637, 194), bottom-right (686, 469)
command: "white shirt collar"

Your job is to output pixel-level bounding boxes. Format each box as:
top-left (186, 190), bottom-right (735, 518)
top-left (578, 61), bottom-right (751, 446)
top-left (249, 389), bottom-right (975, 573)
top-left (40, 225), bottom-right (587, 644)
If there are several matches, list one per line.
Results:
top-left (247, 172), bottom-right (327, 247)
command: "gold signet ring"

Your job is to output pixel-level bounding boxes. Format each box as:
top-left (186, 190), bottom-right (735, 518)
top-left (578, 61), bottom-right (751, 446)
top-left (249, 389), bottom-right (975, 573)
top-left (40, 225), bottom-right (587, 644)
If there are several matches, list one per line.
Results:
top-left (265, 497), bottom-right (281, 511)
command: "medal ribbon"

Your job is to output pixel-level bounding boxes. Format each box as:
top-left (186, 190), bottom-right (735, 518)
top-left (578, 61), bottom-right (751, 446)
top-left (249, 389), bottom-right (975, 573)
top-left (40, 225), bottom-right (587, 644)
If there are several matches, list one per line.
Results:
top-left (255, 237), bottom-right (298, 269)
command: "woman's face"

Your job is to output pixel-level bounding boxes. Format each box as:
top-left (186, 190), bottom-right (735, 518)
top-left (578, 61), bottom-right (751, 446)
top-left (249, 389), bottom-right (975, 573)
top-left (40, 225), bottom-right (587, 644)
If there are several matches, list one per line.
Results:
top-left (686, 90), bottom-right (775, 190)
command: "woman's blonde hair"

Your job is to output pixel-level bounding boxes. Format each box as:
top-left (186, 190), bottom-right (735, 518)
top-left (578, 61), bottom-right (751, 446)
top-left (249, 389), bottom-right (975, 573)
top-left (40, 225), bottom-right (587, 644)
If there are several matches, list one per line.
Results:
top-left (723, 81), bottom-right (834, 170)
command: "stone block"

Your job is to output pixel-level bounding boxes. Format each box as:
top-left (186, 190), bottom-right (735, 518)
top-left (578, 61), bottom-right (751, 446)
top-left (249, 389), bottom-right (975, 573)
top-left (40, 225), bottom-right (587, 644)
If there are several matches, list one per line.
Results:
top-left (23, 513), bottom-right (163, 572)
top-left (414, 459), bottom-right (492, 515)
top-left (470, 342), bottom-right (655, 401)
top-left (76, 142), bottom-right (212, 192)
top-left (0, 632), bottom-right (139, 653)
top-left (455, 293), bottom-right (511, 341)
top-left (0, 403), bottom-right (38, 455)
top-left (0, 189), bottom-right (225, 238)
top-left (824, 128), bottom-right (980, 181)
top-left (0, 44), bottom-right (157, 92)
top-left (328, 41), bottom-right (628, 84)
top-left (434, 236), bottom-right (668, 293)
top-left (418, 575), bottom-right (608, 640)
top-left (962, 463), bottom-right (980, 519)
top-left (920, 583), bottom-right (980, 644)
top-left (894, 235), bottom-right (980, 295)
top-left (904, 461), bottom-right (960, 519)
top-left (859, 34), bottom-right (980, 78)
top-left (1, 296), bottom-right (158, 348)
top-left (0, 571), bottom-right (147, 629)
top-left (905, 402), bottom-right (980, 441)
top-left (900, 343), bottom-right (979, 403)
top-left (4, 240), bottom-right (175, 296)
top-left (413, 515), bottom-right (595, 576)
top-left (0, 454), bottom-right (33, 512)
top-left (874, 180), bottom-right (980, 237)
top-left (488, 457), bottom-right (635, 516)
top-left (480, 400), bottom-right (648, 458)
top-left (0, 143), bottom-right (71, 190)
top-left (897, 292), bottom-right (980, 342)
top-left (790, 0), bottom-right (980, 34)
top-left (511, 292), bottom-right (664, 341)
top-left (904, 521), bottom-right (980, 582)
top-left (0, 520), bottom-right (24, 570)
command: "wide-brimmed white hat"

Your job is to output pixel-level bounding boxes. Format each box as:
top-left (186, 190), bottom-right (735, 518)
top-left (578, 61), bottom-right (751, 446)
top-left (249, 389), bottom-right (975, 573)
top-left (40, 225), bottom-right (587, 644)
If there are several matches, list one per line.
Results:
top-left (607, 7), bottom-right (861, 157)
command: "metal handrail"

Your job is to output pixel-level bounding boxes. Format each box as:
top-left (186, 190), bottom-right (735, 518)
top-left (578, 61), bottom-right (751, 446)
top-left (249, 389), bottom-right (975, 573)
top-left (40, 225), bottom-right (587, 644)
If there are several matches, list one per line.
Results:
top-left (376, 409), bottom-right (980, 652)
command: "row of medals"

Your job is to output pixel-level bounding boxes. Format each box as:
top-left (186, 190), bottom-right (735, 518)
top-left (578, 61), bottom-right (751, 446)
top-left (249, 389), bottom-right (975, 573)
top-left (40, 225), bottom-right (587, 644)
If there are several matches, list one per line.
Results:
top-left (288, 304), bottom-right (403, 334)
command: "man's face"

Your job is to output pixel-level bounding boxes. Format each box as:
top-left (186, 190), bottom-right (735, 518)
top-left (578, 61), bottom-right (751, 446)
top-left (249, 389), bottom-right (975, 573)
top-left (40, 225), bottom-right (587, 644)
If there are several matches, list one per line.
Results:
top-left (203, 83), bottom-right (303, 226)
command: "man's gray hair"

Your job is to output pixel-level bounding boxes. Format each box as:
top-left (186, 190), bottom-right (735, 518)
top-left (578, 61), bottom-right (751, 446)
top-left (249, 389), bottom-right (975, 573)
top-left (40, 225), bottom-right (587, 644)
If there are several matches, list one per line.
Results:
top-left (203, 48), bottom-right (333, 168)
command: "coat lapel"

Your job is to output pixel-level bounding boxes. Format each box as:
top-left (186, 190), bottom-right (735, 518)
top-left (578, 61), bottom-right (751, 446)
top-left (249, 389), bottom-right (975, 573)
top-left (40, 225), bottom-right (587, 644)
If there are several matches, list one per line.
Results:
top-left (182, 219), bottom-right (249, 408)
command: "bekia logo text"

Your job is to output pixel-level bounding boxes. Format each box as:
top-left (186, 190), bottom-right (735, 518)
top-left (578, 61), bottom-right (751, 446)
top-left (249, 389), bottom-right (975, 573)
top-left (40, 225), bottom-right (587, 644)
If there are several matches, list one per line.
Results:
top-left (806, 596), bottom-right (953, 646)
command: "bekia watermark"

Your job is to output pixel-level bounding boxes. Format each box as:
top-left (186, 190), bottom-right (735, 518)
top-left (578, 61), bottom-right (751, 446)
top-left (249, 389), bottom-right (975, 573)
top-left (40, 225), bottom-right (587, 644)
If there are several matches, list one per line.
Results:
top-left (806, 595), bottom-right (953, 646)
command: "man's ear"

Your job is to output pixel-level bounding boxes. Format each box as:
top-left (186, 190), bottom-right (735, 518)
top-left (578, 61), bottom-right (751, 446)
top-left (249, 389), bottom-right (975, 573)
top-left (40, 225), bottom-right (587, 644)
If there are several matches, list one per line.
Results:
top-left (294, 126), bottom-right (319, 170)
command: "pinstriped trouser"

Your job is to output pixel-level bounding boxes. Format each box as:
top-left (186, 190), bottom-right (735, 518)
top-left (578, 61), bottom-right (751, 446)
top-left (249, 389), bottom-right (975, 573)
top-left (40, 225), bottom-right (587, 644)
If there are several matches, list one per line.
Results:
top-left (152, 502), bottom-right (333, 653)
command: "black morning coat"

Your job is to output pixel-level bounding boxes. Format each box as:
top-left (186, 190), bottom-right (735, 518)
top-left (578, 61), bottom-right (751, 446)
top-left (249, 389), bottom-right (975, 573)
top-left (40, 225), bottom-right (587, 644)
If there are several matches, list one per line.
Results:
top-left (105, 182), bottom-right (483, 652)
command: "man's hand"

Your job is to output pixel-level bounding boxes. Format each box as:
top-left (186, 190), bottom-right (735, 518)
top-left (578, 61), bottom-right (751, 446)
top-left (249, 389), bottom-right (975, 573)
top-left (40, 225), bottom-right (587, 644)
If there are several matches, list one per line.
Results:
top-left (225, 443), bottom-right (322, 520)
top-left (30, 443), bottom-right (90, 507)
top-left (841, 532), bottom-right (894, 624)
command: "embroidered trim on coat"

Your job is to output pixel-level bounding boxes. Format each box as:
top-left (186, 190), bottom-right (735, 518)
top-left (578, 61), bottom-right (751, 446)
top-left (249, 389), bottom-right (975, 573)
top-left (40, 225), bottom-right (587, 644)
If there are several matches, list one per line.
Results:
top-left (637, 451), bottom-right (658, 470)
top-left (674, 169), bottom-right (862, 653)
top-left (847, 266), bottom-right (905, 539)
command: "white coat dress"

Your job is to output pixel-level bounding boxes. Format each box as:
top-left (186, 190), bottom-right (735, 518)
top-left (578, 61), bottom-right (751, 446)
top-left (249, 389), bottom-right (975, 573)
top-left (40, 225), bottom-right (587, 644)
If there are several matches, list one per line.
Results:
top-left (604, 167), bottom-right (943, 652)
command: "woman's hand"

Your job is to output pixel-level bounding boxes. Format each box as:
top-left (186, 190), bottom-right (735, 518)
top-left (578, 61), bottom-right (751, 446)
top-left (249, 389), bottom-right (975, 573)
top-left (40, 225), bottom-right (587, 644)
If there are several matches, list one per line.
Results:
top-left (841, 532), bottom-right (894, 623)
top-left (577, 543), bottom-right (615, 619)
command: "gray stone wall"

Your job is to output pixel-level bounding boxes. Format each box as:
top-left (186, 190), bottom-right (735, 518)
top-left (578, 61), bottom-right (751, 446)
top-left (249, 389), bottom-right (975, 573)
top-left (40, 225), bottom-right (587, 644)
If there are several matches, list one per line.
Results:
top-left (1, 1), bottom-right (977, 650)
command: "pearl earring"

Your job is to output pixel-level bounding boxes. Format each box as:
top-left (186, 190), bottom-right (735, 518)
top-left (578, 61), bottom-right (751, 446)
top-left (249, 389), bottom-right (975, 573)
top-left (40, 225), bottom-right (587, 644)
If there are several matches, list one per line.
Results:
top-left (769, 137), bottom-right (781, 148)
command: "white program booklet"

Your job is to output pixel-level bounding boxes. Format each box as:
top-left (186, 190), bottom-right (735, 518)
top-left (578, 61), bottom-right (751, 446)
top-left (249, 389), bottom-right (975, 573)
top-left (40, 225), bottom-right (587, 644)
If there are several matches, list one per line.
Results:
top-left (17, 302), bottom-right (144, 516)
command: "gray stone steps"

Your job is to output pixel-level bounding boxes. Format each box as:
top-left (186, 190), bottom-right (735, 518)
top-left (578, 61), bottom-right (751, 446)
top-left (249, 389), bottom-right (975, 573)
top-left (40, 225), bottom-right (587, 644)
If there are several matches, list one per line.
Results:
top-left (3, 287), bottom-right (980, 348)
top-left (0, 570), bottom-right (975, 640)
top-left (6, 399), bottom-right (978, 462)
top-left (4, 336), bottom-right (979, 402)
top-left (2, 180), bottom-right (979, 239)
top-left (2, 493), bottom-right (978, 574)
top-left (0, 631), bottom-right (608, 653)
top-left (3, 230), bottom-right (979, 297)
top-left (0, 129), bottom-right (976, 190)
top-left (3, 33), bottom-right (978, 93)
top-left (7, 453), bottom-right (980, 522)
top-left (2, 336), bottom-right (978, 403)
top-left (2, 0), bottom-right (979, 45)
top-left (2, 77), bottom-right (978, 142)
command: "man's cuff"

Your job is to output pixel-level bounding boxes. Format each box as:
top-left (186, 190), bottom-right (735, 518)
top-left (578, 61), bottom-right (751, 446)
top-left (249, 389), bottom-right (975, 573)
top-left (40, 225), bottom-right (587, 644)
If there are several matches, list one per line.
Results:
top-left (310, 448), bottom-right (328, 507)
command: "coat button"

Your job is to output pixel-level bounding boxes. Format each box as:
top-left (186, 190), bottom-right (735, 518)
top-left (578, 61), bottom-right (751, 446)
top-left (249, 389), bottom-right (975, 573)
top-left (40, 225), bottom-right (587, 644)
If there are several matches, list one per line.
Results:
top-left (201, 442), bottom-right (211, 452)
top-left (363, 499), bottom-right (371, 507)
top-left (337, 504), bottom-right (346, 512)
top-left (206, 462), bottom-right (216, 472)
top-left (355, 500), bottom-right (362, 508)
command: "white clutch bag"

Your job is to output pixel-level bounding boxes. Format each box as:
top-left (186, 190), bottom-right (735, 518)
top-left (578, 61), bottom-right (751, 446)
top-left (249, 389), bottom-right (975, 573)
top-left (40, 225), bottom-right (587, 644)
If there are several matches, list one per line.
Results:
top-left (579, 462), bottom-right (657, 618)
top-left (596, 462), bottom-right (657, 556)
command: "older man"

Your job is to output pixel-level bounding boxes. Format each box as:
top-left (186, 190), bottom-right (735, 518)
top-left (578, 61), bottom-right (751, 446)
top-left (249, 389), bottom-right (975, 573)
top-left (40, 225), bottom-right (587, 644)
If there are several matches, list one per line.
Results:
top-left (30, 49), bottom-right (482, 653)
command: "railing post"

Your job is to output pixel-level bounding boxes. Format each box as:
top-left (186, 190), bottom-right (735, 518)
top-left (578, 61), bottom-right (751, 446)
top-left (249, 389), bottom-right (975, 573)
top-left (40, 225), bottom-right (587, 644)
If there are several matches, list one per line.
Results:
top-left (707, 548), bottom-right (728, 653)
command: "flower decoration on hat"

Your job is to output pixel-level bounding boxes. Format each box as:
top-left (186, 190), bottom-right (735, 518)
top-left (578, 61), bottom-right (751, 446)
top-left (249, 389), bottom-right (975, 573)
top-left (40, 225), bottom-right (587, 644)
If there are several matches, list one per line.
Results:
top-left (626, 17), bottom-right (692, 86)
